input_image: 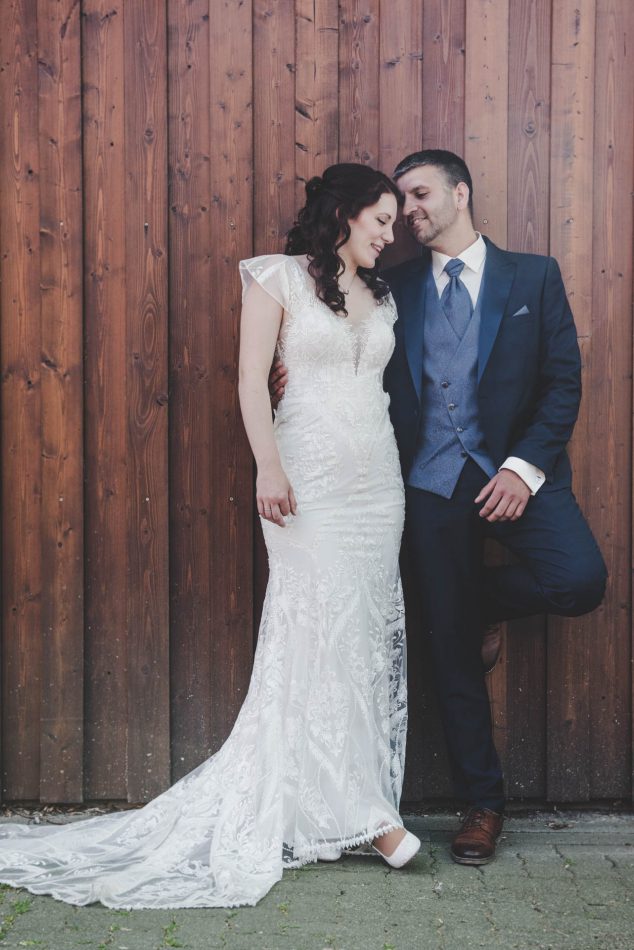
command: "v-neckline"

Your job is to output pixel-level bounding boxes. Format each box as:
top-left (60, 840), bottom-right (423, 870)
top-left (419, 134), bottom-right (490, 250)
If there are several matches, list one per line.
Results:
top-left (291, 255), bottom-right (382, 330)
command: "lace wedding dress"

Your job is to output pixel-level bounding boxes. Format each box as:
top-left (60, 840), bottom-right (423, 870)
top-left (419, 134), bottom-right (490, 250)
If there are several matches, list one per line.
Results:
top-left (0, 253), bottom-right (407, 908)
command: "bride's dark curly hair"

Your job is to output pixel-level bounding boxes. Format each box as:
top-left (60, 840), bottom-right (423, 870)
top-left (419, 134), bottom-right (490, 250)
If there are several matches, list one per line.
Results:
top-left (285, 163), bottom-right (403, 316)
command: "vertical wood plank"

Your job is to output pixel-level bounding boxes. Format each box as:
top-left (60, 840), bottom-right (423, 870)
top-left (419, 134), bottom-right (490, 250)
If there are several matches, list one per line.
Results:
top-left (547, 0), bottom-right (596, 802)
top-left (253, 0), bottom-right (296, 252)
top-left (295, 0), bottom-right (339, 207)
top-left (338, 0), bottom-right (380, 165)
top-left (464, 0), bottom-right (510, 784)
top-left (399, 0), bottom-right (465, 799)
top-left (0, 0), bottom-right (43, 801)
top-left (589, 0), bottom-right (633, 799)
top-left (464, 0), bottom-right (509, 246)
top-left (124, 0), bottom-right (170, 800)
top-left (378, 0), bottom-right (423, 177)
top-left (422, 0), bottom-right (466, 152)
top-left (252, 0), bottom-right (295, 635)
top-left (378, 0), bottom-right (428, 799)
top-left (168, 0), bottom-right (214, 781)
top-left (507, 0), bottom-right (550, 255)
top-left (82, 1), bottom-right (129, 800)
top-left (505, 616), bottom-right (547, 798)
top-left (504, 0), bottom-right (551, 799)
top-left (378, 0), bottom-right (423, 267)
top-left (208, 0), bottom-right (254, 750)
top-left (36, 0), bottom-right (84, 803)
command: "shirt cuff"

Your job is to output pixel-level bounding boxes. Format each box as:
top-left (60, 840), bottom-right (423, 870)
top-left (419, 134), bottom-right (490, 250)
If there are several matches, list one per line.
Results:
top-left (499, 457), bottom-right (546, 495)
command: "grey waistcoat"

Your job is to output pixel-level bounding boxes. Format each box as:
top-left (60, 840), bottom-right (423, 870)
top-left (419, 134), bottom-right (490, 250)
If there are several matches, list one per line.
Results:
top-left (407, 269), bottom-right (497, 498)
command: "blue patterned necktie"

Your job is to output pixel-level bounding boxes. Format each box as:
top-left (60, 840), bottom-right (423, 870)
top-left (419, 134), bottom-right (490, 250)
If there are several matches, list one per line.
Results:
top-left (440, 258), bottom-right (472, 339)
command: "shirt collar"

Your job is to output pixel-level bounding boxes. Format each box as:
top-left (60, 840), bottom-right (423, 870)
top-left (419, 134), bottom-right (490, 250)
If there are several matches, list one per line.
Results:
top-left (431, 232), bottom-right (487, 280)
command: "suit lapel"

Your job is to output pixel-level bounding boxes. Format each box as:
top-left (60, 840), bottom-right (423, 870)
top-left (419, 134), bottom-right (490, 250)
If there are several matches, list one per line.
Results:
top-left (401, 254), bottom-right (431, 402)
top-left (477, 238), bottom-right (517, 383)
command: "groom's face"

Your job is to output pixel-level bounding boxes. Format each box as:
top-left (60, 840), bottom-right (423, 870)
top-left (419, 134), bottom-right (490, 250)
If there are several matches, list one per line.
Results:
top-left (396, 165), bottom-right (460, 246)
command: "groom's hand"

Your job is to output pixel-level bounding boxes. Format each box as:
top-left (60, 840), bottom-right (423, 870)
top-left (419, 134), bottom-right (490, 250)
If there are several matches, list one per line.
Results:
top-left (268, 358), bottom-right (288, 409)
top-left (475, 470), bottom-right (531, 522)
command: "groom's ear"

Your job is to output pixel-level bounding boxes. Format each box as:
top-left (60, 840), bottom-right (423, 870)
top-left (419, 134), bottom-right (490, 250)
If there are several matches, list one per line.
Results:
top-left (455, 181), bottom-right (470, 211)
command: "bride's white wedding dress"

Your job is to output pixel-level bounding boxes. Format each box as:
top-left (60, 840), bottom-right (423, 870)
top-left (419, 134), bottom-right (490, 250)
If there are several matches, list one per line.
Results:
top-left (0, 253), bottom-right (407, 908)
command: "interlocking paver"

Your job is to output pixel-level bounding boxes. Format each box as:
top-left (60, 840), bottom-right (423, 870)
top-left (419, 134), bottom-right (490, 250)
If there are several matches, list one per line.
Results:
top-left (1, 811), bottom-right (633, 950)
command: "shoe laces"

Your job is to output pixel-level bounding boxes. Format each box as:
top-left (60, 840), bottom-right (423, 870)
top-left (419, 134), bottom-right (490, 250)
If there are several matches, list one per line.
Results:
top-left (462, 808), bottom-right (487, 831)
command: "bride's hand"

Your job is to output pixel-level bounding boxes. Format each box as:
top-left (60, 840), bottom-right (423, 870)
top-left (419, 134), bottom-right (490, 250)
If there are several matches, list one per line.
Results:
top-left (256, 465), bottom-right (297, 527)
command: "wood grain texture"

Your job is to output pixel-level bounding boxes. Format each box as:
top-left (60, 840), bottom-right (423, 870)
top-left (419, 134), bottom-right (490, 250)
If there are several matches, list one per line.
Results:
top-left (507, 0), bottom-right (550, 255)
top-left (464, 0), bottom-right (510, 782)
top-left (546, 0), bottom-right (596, 802)
top-left (123, 0), bottom-right (170, 801)
top-left (549, 1), bottom-right (595, 338)
top-left (253, 0), bottom-right (296, 251)
top-left (338, 0), bottom-right (380, 165)
top-left (378, 0), bottom-right (423, 175)
top-left (295, 0), bottom-right (338, 207)
top-left (0, 0), bottom-right (631, 804)
top-left (82, 0), bottom-right (128, 801)
top-left (0, 0), bottom-right (43, 801)
top-left (208, 0), bottom-right (254, 751)
top-left (36, 0), bottom-right (84, 804)
top-left (464, 0), bottom-right (509, 246)
top-left (378, 0), bottom-right (426, 797)
top-left (168, 0), bottom-right (214, 782)
top-left (504, 0), bottom-right (551, 799)
top-left (505, 616), bottom-right (547, 799)
top-left (588, 0), bottom-right (633, 799)
top-left (252, 0), bottom-right (296, 635)
top-left (422, 0), bottom-right (466, 152)
top-left (378, 0), bottom-right (423, 267)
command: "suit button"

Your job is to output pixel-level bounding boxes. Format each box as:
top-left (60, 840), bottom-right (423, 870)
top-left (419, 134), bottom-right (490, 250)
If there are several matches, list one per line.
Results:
top-left (448, 403), bottom-right (456, 411)
top-left (456, 426), bottom-right (465, 433)
top-left (441, 381), bottom-right (449, 388)
top-left (461, 451), bottom-right (468, 458)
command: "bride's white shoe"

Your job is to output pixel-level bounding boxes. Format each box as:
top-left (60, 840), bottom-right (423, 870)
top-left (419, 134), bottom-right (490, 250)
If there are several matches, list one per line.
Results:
top-left (372, 829), bottom-right (421, 868)
top-left (317, 844), bottom-right (343, 862)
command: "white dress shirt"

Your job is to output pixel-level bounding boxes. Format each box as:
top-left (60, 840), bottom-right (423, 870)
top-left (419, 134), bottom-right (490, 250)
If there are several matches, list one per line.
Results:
top-left (430, 234), bottom-right (545, 495)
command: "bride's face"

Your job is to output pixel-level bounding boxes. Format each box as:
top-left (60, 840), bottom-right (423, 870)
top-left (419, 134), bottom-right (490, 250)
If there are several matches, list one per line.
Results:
top-left (344, 192), bottom-right (397, 269)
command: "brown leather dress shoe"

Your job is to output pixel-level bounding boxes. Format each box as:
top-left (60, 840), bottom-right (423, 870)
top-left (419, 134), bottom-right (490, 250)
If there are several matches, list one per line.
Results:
top-left (481, 624), bottom-right (502, 674)
top-left (450, 807), bottom-right (504, 865)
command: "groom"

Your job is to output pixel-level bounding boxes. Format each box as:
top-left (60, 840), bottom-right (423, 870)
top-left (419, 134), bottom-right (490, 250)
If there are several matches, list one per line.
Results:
top-left (384, 150), bottom-right (607, 865)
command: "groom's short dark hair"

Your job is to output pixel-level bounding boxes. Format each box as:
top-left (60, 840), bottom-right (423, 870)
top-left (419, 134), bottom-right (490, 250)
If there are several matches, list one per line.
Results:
top-left (393, 149), bottom-right (474, 215)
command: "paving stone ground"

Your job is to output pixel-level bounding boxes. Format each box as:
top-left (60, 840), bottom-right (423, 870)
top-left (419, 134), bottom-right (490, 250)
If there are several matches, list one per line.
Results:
top-left (0, 811), bottom-right (633, 950)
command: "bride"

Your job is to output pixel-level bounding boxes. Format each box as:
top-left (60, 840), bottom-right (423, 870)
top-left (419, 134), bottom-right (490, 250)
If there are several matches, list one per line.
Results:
top-left (0, 163), bottom-right (420, 909)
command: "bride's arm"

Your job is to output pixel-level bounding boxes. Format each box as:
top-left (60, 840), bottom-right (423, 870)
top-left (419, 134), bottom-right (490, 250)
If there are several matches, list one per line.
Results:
top-left (238, 282), bottom-right (297, 527)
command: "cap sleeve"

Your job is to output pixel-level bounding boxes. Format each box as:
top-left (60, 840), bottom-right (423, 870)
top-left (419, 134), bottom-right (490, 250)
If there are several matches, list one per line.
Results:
top-left (239, 254), bottom-right (291, 311)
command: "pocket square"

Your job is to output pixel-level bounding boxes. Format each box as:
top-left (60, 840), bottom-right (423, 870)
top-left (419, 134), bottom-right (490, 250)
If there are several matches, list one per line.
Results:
top-left (512, 305), bottom-right (530, 316)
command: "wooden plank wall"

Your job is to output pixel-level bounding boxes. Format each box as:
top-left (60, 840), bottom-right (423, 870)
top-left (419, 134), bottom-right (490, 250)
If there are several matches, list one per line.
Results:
top-left (0, 0), bottom-right (631, 804)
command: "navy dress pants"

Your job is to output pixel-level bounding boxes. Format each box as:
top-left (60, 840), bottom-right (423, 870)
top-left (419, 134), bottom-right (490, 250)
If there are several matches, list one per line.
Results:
top-left (404, 459), bottom-right (607, 813)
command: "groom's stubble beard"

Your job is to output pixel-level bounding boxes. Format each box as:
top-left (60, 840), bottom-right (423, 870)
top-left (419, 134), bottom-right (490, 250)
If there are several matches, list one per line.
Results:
top-left (404, 189), bottom-right (459, 247)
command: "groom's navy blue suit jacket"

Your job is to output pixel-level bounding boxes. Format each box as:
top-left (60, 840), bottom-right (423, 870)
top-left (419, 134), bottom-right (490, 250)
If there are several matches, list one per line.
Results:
top-left (383, 237), bottom-right (582, 491)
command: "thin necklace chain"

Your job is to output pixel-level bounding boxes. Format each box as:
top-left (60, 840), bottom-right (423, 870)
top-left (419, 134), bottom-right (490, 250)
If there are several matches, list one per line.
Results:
top-left (340, 270), bottom-right (358, 295)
